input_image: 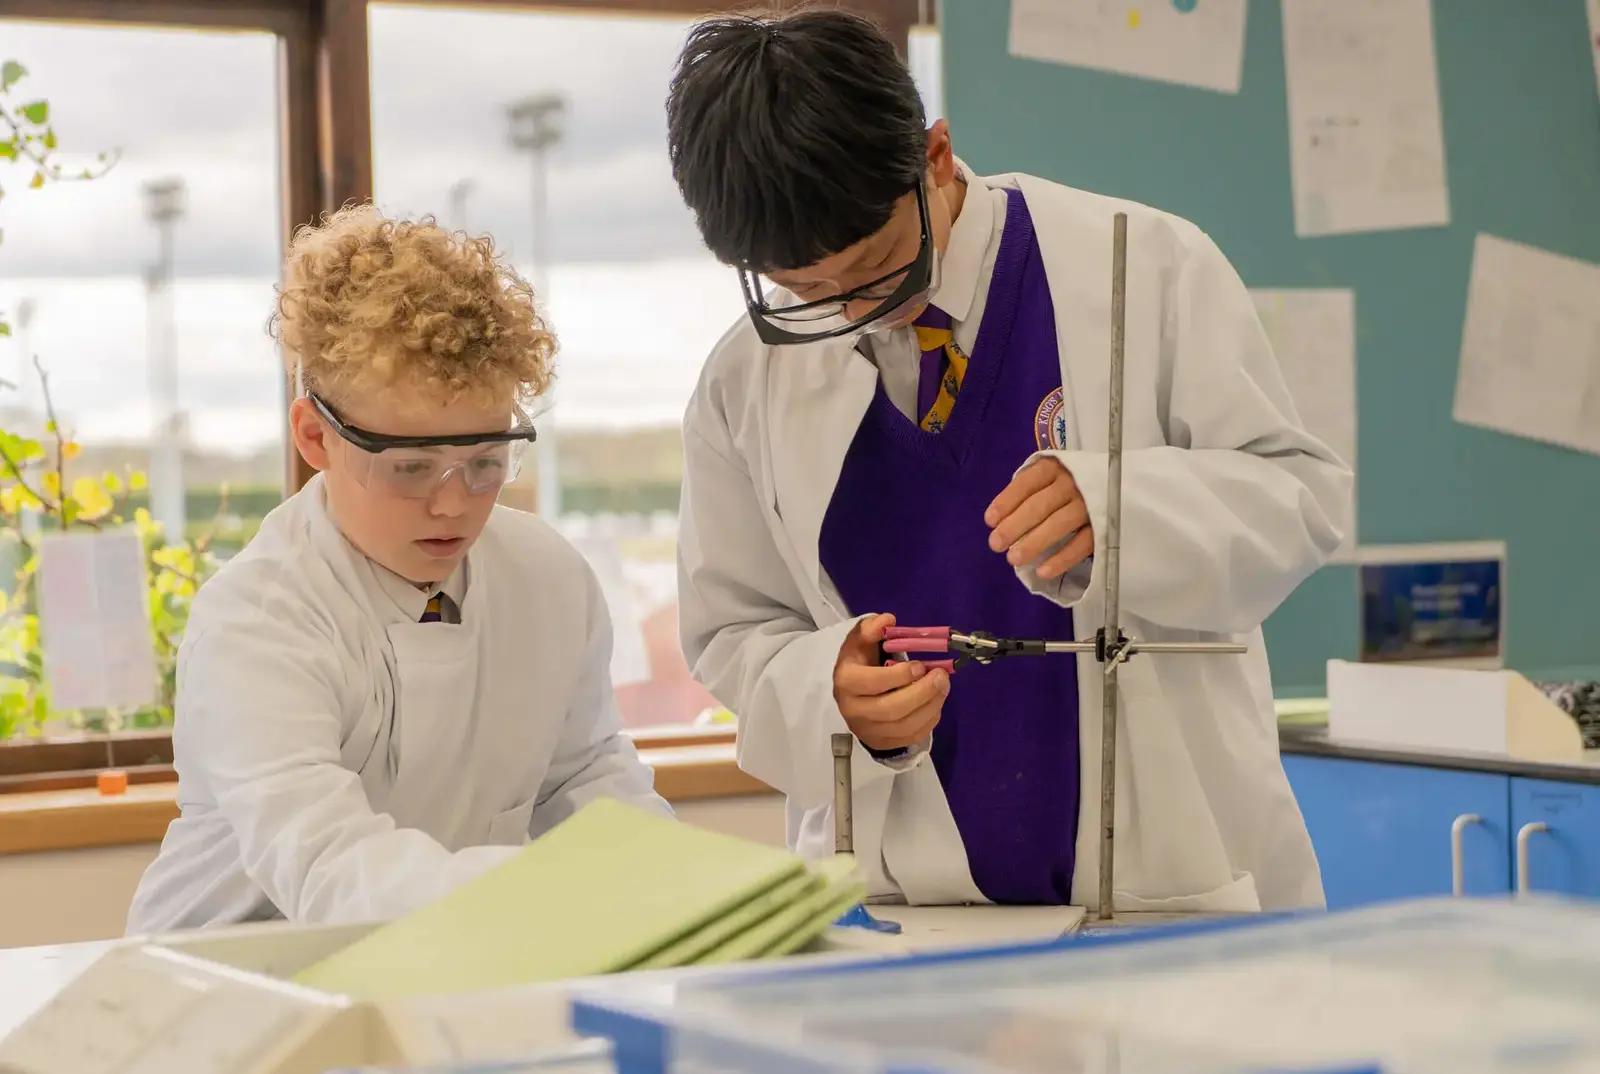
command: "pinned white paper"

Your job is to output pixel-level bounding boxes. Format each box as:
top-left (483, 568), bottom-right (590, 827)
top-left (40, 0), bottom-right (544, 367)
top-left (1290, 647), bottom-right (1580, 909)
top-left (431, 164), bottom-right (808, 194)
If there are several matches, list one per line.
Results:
top-left (36, 529), bottom-right (159, 713)
top-left (1588, 0), bottom-right (1600, 106)
top-left (1452, 234), bottom-right (1600, 457)
top-left (1250, 288), bottom-right (1358, 562)
top-left (1007, 0), bottom-right (1248, 96)
top-left (1281, 0), bottom-right (1451, 236)
top-left (566, 535), bottom-right (652, 689)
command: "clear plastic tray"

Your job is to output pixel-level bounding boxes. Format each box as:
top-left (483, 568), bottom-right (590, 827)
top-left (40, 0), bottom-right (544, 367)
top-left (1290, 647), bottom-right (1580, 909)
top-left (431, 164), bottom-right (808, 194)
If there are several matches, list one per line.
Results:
top-left (329, 1040), bottom-right (614, 1073)
top-left (572, 896), bottom-right (1600, 1074)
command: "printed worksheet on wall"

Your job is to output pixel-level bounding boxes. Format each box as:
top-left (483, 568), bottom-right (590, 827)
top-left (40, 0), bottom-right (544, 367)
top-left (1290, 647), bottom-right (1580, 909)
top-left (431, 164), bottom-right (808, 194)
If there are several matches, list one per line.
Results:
top-left (36, 528), bottom-right (159, 713)
top-left (1007, 0), bottom-right (1247, 95)
top-left (1453, 234), bottom-right (1600, 458)
top-left (1250, 288), bottom-right (1358, 562)
top-left (1281, 0), bottom-right (1451, 237)
top-left (1588, 0), bottom-right (1600, 105)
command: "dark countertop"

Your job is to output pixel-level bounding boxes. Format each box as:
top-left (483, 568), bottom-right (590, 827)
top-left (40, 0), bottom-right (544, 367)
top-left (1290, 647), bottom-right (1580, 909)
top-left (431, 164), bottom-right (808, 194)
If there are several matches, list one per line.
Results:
top-left (1278, 725), bottom-right (1600, 785)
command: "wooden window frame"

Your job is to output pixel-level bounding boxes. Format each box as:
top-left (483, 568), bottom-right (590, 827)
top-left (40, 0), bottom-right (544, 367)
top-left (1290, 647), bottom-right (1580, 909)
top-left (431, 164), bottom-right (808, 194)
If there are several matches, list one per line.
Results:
top-left (0, 0), bottom-right (932, 786)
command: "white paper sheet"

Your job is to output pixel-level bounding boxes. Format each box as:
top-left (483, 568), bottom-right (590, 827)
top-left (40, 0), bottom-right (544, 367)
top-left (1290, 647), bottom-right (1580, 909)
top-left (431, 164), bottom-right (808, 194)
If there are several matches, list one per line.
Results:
top-left (566, 535), bottom-right (652, 689)
top-left (1007, 0), bottom-right (1247, 95)
top-left (35, 529), bottom-right (159, 713)
top-left (1250, 288), bottom-right (1358, 562)
top-left (1588, 0), bottom-right (1600, 106)
top-left (1281, 0), bottom-right (1451, 237)
top-left (1452, 234), bottom-right (1600, 457)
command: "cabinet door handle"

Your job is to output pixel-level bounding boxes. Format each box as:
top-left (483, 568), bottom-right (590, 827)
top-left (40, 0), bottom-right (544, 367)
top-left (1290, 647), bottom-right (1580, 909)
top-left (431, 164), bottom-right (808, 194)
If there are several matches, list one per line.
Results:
top-left (1515, 821), bottom-right (1550, 895)
top-left (1450, 813), bottom-right (1482, 896)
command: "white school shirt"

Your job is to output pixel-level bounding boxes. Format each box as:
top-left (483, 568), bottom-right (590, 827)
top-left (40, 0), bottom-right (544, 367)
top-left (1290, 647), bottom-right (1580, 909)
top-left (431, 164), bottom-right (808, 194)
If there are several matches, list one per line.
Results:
top-left (862, 160), bottom-right (1009, 421)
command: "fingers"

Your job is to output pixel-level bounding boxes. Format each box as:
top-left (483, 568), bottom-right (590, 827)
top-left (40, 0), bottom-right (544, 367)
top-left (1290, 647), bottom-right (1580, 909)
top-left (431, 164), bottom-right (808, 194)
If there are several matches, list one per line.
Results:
top-left (835, 657), bottom-right (929, 698)
top-left (1006, 500), bottom-right (1091, 568)
top-left (855, 612), bottom-right (897, 643)
top-left (983, 457), bottom-right (1062, 528)
top-left (1037, 526), bottom-right (1095, 580)
top-left (853, 695), bottom-right (945, 752)
top-left (838, 663), bottom-right (950, 724)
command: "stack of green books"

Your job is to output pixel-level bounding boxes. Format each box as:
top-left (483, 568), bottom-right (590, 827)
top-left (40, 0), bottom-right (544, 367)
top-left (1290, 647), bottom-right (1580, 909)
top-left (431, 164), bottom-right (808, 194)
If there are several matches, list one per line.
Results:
top-left (292, 798), bottom-right (865, 1000)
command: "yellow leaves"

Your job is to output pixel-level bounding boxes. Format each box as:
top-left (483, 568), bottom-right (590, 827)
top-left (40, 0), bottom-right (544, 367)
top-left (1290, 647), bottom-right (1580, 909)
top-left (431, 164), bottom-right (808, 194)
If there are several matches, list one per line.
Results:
top-left (127, 470), bottom-right (148, 492)
top-left (0, 589), bottom-right (7, 616)
top-left (40, 470), bottom-right (58, 498)
top-left (69, 475), bottom-right (112, 521)
top-left (102, 471), bottom-right (122, 495)
top-left (61, 440), bottom-right (81, 461)
top-left (0, 483), bottom-right (39, 514)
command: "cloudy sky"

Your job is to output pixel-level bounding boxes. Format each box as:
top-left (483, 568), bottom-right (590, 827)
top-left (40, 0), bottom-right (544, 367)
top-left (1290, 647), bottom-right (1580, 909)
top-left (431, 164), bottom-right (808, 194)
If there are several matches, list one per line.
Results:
top-left (0, 6), bottom-right (944, 279)
top-left (0, 8), bottom-right (940, 450)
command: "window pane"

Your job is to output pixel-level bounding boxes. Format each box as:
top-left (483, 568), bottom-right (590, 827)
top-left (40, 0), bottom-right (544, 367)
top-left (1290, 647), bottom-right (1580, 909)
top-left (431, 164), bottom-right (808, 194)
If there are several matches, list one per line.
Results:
top-left (370, 5), bottom-right (743, 731)
top-left (910, 25), bottom-right (945, 122)
top-left (0, 21), bottom-right (285, 737)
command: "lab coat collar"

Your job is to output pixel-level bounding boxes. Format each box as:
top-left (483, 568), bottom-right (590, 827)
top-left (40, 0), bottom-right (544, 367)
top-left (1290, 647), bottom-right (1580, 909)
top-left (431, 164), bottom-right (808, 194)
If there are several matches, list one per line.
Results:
top-left (927, 157), bottom-right (995, 325)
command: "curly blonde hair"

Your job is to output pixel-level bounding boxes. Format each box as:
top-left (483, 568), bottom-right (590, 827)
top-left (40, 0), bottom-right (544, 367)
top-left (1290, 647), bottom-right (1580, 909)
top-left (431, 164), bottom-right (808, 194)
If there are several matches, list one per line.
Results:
top-left (271, 203), bottom-right (555, 411)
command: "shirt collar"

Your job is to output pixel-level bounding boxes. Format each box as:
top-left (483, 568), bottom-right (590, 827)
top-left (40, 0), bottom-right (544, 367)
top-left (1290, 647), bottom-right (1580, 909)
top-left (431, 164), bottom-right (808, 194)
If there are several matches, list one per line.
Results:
top-left (926, 157), bottom-right (993, 325)
top-left (372, 553), bottom-right (469, 623)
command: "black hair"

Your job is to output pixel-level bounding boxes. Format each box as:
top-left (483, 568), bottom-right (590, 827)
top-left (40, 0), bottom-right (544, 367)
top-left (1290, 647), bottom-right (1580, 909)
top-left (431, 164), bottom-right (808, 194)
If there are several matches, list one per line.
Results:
top-left (665, 7), bottom-right (929, 273)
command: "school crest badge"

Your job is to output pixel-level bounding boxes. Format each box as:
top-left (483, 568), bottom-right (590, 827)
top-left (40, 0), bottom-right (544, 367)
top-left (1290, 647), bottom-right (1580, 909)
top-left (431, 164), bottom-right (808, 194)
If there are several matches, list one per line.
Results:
top-left (1033, 386), bottom-right (1068, 451)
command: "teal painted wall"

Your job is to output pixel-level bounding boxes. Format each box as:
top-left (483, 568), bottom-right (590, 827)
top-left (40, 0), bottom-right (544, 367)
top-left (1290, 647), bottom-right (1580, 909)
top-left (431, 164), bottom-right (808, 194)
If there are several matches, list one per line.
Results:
top-left (941, 0), bottom-right (1600, 691)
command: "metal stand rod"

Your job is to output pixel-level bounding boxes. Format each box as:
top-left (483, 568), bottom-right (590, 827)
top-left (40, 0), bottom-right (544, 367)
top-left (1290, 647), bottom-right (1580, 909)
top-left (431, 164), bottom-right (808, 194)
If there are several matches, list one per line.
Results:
top-left (832, 733), bottom-right (855, 856)
top-left (1040, 641), bottom-right (1247, 655)
top-left (1098, 213), bottom-right (1129, 923)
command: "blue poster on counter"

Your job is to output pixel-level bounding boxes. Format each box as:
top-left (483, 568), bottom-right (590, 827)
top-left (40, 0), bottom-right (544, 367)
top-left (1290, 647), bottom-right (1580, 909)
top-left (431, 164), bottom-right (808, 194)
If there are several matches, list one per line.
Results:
top-left (1359, 550), bottom-right (1504, 664)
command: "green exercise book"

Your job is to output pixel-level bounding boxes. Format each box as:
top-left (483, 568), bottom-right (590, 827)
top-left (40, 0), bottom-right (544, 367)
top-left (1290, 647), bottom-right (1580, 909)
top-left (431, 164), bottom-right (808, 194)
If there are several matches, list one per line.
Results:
top-left (629, 866), bottom-right (825, 971)
top-left (292, 798), bottom-right (808, 999)
top-left (697, 856), bottom-right (866, 966)
top-left (762, 886), bottom-right (870, 960)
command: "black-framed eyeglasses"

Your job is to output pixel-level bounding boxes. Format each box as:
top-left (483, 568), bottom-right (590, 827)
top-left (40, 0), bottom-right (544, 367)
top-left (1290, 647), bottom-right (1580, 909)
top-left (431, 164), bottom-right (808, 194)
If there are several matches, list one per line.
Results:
top-left (738, 181), bottom-right (936, 347)
top-left (309, 392), bottom-right (538, 499)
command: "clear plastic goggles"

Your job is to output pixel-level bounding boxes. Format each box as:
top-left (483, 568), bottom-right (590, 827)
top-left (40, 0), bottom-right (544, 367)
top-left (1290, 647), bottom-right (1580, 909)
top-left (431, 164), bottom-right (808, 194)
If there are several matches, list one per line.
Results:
top-left (310, 393), bottom-right (537, 500)
top-left (738, 180), bottom-right (937, 347)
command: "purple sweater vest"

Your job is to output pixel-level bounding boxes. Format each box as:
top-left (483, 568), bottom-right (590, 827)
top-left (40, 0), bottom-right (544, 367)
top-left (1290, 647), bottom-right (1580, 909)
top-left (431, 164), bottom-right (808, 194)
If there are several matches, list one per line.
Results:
top-left (818, 189), bottom-right (1081, 905)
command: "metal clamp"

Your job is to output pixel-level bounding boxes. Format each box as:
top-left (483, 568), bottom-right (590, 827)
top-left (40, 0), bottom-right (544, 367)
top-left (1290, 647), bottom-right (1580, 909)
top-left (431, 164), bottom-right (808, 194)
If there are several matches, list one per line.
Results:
top-left (1515, 821), bottom-right (1549, 895)
top-left (1450, 813), bottom-right (1481, 896)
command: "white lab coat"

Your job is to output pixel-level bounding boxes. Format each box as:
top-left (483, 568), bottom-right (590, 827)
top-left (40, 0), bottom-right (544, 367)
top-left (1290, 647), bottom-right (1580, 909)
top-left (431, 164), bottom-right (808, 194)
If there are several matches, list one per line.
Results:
top-left (126, 476), bottom-right (670, 934)
top-left (676, 171), bottom-right (1351, 914)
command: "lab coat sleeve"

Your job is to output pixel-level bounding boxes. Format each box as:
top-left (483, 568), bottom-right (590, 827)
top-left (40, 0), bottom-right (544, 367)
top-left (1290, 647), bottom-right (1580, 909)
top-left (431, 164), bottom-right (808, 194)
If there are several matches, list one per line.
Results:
top-left (177, 624), bottom-right (518, 925)
top-left (1017, 224), bottom-right (1352, 634)
top-left (527, 563), bottom-right (674, 838)
top-left (677, 420), bottom-right (914, 811)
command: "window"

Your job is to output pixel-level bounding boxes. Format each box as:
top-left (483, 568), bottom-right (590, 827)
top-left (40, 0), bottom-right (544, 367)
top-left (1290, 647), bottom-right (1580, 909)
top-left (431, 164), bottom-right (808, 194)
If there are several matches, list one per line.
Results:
top-left (369, 4), bottom-right (741, 730)
top-left (0, 17), bottom-right (287, 744)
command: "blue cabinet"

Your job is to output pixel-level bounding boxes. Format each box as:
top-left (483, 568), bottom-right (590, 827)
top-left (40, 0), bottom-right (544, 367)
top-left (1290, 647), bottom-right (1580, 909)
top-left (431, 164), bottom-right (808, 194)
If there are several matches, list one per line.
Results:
top-left (1510, 778), bottom-right (1600, 898)
top-left (1282, 754), bottom-right (1511, 910)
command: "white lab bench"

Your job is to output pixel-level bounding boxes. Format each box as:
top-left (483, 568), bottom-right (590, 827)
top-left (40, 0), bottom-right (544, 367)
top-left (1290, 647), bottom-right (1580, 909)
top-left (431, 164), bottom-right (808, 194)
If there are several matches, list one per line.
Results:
top-left (0, 903), bottom-right (1092, 1073)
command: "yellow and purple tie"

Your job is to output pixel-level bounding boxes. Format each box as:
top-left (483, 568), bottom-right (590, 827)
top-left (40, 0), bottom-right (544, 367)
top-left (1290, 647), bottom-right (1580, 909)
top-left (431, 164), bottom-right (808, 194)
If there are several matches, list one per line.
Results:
top-left (913, 303), bottom-right (967, 433)
top-left (420, 595), bottom-right (444, 623)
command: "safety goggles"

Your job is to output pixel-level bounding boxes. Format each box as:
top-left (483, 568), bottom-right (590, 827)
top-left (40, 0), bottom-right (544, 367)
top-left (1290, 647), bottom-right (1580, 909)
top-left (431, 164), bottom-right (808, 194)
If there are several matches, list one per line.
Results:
top-left (738, 180), bottom-right (936, 347)
top-left (310, 393), bottom-right (537, 500)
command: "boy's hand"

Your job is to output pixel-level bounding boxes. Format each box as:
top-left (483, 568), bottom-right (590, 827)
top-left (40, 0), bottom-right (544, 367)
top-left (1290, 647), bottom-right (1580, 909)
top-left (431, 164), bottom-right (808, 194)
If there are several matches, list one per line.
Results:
top-left (985, 457), bottom-right (1094, 580)
top-left (833, 613), bottom-right (949, 753)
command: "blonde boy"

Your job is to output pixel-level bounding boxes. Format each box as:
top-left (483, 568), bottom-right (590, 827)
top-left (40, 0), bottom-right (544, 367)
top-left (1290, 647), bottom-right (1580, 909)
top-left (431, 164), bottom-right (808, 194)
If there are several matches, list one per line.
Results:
top-left (127, 206), bottom-right (670, 933)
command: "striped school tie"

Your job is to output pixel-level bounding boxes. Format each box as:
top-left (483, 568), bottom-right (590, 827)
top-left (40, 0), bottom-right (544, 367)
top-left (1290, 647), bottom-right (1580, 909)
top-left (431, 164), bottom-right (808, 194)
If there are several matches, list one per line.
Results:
top-left (420, 595), bottom-right (444, 623)
top-left (913, 303), bottom-right (967, 433)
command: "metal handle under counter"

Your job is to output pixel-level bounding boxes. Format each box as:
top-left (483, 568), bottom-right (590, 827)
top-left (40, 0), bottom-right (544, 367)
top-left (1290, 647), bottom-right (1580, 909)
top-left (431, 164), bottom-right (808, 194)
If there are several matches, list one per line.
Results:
top-left (1450, 813), bottom-right (1481, 896)
top-left (1516, 821), bottom-right (1550, 895)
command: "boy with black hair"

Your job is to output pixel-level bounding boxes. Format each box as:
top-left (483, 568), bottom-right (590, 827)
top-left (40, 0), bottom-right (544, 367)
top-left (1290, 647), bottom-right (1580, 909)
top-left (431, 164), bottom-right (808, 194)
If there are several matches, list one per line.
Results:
top-left (669, 9), bottom-right (1350, 913)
